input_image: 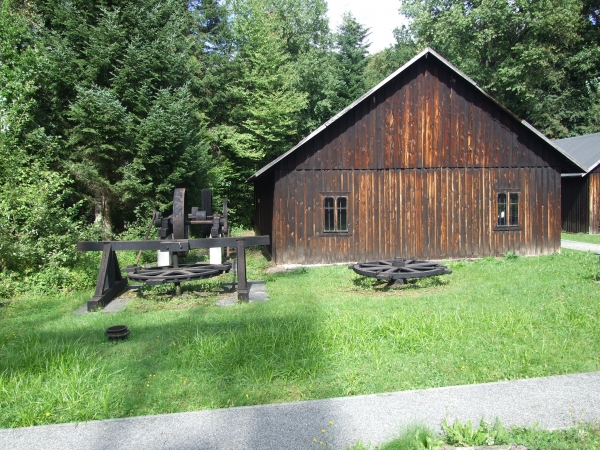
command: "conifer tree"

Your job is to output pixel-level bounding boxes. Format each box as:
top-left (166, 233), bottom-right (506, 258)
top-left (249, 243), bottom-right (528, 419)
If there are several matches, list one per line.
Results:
top-left (334, 12), bottom-right (371, 107)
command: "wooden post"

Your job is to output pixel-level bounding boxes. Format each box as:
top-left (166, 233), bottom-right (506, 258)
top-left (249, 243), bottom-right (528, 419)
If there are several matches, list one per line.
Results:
top-left (88, 243), bottom-right (128, 311)
top-left (236, 239), bottom-right (248, 302)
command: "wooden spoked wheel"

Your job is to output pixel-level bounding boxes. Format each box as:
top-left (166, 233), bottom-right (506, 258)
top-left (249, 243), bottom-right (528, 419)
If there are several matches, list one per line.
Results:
top-left (127, 262), bottom-right (231, 285)
top-left (350, 257), bottom-right (452, 284)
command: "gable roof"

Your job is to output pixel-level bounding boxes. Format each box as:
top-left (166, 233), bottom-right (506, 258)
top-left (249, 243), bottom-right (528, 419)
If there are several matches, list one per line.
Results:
top-left (554, 132), bottom-right (600, 174)
top-left (249, 47), bottom-right (585, 181)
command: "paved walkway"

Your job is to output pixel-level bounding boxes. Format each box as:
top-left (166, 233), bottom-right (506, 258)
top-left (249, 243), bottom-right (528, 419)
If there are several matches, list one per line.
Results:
top-left (1, 372), bottom-right (599, 450)
top-left (561, 239), bottom-right (600, 253)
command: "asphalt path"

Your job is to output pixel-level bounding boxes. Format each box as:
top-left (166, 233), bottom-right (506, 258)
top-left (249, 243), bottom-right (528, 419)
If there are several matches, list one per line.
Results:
top-left (1, 372), bottom-right (599, 450)
top-left (561, 239), bottom-right (600, 253)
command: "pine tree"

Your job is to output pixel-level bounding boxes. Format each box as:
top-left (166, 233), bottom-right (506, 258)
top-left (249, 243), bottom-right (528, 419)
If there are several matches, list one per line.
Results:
top-left (28, 0), bottom-right (212, 233)
top-left (334, 12), bottom-right (371, 107)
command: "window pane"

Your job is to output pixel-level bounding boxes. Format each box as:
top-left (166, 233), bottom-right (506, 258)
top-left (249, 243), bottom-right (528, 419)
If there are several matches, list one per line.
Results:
top-left (337, 197), bottom-right (347, 231)
top-left (497, 193), bottom-right (507, 226)
top-left (509, 193), bottom-right (519, 226)
top-left (324, 197), bottom-right (334, 232)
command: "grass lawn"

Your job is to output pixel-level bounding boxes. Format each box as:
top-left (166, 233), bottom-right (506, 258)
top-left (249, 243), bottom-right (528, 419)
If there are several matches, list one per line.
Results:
top-left (353, 421), bottom-right (600, 450)
top-left (1, 249), bottom-right (600, 429)
top-left (561, 231), bottom-right (600, 245)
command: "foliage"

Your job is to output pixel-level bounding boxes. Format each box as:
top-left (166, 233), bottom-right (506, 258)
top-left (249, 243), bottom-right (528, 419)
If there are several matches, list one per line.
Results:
top-left (334, 12), bottom-right (371, 108)
top-left (345, 421), bottom-right (600, 450)
top-left (26, 0), bottom-right (212, 232)
top-left (380, 424), bottom-right (443, 450)
top-left (442, 418), bottom-right (509, 447)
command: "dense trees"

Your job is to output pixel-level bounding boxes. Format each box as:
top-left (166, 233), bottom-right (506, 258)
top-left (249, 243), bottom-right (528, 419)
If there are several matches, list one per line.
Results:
top-left (2, 0), bottom-right (600, 294)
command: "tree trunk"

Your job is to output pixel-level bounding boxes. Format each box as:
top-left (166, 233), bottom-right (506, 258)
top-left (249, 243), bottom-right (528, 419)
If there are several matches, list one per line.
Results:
top-left (94, 193), bottom-right (112, 238)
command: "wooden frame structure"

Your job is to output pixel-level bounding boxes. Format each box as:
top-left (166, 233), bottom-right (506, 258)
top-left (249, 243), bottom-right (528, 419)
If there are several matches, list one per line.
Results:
top-left (78, 236), bottom-right (270, 310)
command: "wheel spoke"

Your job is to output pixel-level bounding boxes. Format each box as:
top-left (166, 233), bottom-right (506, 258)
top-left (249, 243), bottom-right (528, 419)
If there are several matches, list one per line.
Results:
top-left (350, 258), bottom-right (451, 281)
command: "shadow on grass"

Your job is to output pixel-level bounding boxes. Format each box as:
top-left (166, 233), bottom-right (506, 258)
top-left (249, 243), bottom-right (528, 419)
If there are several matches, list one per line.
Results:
top-left (350, 275), bottom-right (450, 292)
top-left (1, 296), bottom-right (327, 430)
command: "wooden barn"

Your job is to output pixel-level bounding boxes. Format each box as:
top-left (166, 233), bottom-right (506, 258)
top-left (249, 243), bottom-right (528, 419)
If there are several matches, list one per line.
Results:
top-left (250, 48), bottom-right (583, 265)
top-left (555, 132), bottom-right (600, 233)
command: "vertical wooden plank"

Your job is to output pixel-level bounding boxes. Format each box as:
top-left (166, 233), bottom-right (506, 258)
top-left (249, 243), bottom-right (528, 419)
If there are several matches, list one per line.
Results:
top-left (404, 169), bottom-right (411, 256)
top-left (323, 123), bottom-right (332, 171)
top-left (367, 96), bottom-right (376, 170)
top-left (473, 167), bottom-right (481, 256)
top-left (385, 82), bottom-right (394, 169)
top-left (440, 64), bottom-right (451, 169)
top-left (416, 61), bottom-right (424, 170)
top-left (280, 170), bottom-right (289, 264)
top-left (424, 60), bottom-right (432, 168)
top-left (365, 170), bottom-right (377, 259)
top-left (392, 76), bottom-right (401, 169)
top-left (440, 167), bottom-right (448, 258)
top-left (590, 173), bottom-right (599, 233)
top-left (342, 114), bottom-right (352, 169)
top-left (403, 72), bottom-right (413, 169)
top-left (397, 169), bottom-right (404, 258)
top-left (515, 167), bottom-right (523, 255)
top-left (460, 168), bottom-right (466, 257)
top-left (541, 167), bottom-right (548, 254)
top-left (431, 60), bottom-right (440, 169)
top-left (351, 169), bottom-right (357, 261)
top-left (450, 75), bottom-right (458, 169)
top-left (305, 170), bottom-right (314, 264)
top-left (431, 169), bottom-right (438, 256)
top-left (420, 169), bottom-right (429, 258)
top-left (465, 168), bottom-right (472, 256)
top-left (391, 169), bottom-right (398, 257)
top-left (547, 168), bottom-right (557, 252)
top-left (376, 90), bottom-right (384, 170)
top-left (297, 171), bottom-right (305, 263)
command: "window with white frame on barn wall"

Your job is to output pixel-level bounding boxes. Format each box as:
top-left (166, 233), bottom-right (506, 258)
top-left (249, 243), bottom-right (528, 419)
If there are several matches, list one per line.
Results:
top-left (323, 194), bottom-right (348, 233)
top-left (496, 191), bottom-right (520, 228)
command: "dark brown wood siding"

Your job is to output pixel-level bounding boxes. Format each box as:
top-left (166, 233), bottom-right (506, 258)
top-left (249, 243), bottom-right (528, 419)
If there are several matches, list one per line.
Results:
top-left (561, 176), bottom-right (589, 234)
top-left (589, 167), bottom-right (600, 234)
top-left (277, 58), bottom-right (565, 173)
top-left (267, 167), bottom-right (560, 264)
top-left (253, 54), bottom-right (565, 264)
top-left (254, 171), bottom-right (275, 255)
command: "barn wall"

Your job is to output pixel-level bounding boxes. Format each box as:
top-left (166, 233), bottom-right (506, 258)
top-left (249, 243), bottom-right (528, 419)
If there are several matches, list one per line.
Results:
top-left (255, 55), bottom-right (565, 264)
top-left (270, 167), bottom-right (561, 264)
top-left (254, 171), bottom-right (275, 255)
top-left (561, 177), bottom-right (589, 234)
top-left (281, 58), bottom-right (564, 173)
top-left (589, 169), bottom-right (600, 234)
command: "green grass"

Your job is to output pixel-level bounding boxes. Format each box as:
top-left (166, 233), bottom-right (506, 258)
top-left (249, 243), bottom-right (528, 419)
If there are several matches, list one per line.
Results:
top-left (1, 249), bottom-right (600, 428)
top-left (348, 421), bottom-right (600, 450)
top-left (562, 231), bottom-right (600, 244)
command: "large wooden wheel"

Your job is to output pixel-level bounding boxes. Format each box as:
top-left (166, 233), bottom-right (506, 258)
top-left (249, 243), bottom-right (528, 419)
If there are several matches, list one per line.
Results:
top-left (127, 262), bottom-right (231, 285)
top-left (172, 188), bottom-right (187, 240)
top-left (350, 257), bottom-right (451, 284)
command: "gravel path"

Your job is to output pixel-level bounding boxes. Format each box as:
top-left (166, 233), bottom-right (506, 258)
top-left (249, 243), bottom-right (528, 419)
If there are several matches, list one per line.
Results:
top-left (1, 372), bottom-right (599, 450)
top-left (561, 239), bottom-right (600, 253)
